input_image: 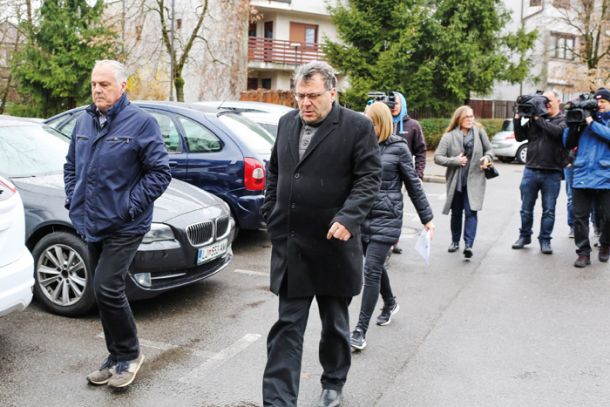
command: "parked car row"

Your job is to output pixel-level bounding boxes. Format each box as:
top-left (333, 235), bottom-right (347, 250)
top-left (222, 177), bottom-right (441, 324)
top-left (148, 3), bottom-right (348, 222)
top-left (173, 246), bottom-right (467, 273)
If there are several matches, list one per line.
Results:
top-left (46, 101), bottom-right (275, 233)
top-left (1, 116), bottom-right (236, 317)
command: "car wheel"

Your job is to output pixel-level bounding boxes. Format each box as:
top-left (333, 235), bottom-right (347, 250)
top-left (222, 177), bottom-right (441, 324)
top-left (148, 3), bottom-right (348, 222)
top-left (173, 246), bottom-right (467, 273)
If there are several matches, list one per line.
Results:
top-left (31, 231), bottom-right (96, 317)
top-left (516, 144), bottom-right (528, 164)
top-left (498, 156), bottom-right (513, 163)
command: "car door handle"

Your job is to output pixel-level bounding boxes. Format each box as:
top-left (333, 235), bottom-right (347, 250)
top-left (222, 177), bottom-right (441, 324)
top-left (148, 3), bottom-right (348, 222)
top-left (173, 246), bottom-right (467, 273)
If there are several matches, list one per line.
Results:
top-left (169, 161), bottom-right (178, 168)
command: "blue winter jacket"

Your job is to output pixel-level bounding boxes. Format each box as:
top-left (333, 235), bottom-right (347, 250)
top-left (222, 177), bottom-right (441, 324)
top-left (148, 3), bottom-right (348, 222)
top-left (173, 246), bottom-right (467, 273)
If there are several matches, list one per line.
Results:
top-left (563, 111), bottom-right (610, 190)
top-left (64, 93), bottom-right (171, 242)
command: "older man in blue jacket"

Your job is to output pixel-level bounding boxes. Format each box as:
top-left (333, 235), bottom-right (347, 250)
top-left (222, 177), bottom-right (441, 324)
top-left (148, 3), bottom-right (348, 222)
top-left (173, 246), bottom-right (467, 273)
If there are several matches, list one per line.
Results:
top-left (564, 87), bottom-right (610, 268)
top-left (64, 60), bottom-right (171, 388)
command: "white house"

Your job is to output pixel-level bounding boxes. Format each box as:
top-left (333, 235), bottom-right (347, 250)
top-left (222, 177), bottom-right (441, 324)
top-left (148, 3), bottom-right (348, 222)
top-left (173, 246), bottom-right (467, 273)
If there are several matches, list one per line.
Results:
top-left (248, 0), bottom-right (343, 90)
top-left (489, 0), bottom-right (608, 103)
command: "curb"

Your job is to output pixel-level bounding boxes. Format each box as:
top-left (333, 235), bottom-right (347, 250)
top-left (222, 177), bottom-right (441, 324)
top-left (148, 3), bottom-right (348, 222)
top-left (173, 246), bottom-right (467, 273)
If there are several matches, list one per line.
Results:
top-left (423, 174), bottom-right (445, 184)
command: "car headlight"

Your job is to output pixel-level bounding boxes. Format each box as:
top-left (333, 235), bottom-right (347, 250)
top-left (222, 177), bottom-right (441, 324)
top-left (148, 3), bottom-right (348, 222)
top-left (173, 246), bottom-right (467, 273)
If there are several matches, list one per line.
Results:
top-left (142, 223), bottom-right (175, 243)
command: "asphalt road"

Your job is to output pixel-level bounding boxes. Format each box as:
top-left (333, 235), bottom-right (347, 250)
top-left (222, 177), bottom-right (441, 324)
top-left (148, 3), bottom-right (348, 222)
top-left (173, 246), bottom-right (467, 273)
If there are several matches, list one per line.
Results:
top-left (2, 158), bottom-right (609, 407)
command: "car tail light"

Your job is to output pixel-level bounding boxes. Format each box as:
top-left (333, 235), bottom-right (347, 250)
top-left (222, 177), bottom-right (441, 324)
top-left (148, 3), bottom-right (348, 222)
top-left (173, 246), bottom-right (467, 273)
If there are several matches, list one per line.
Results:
top-left (505, 132), bottom-right (515, 140)
top-left (244, 157), bottom-right (265, 191)
top-left (0, 177), bottom-right (16, 201)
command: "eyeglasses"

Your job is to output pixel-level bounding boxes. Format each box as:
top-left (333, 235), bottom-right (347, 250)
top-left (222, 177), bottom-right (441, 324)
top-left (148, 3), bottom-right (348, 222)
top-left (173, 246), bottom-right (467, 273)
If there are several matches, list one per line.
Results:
top-left (294, 90), bottom-right (328, 102)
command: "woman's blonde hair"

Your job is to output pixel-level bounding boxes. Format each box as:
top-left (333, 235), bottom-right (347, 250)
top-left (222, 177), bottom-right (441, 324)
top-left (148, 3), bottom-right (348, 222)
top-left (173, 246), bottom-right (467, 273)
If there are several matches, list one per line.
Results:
top-left (444, 105), bottom-right (483, 133)
top-left (365, 101), bottom-right (393, 143)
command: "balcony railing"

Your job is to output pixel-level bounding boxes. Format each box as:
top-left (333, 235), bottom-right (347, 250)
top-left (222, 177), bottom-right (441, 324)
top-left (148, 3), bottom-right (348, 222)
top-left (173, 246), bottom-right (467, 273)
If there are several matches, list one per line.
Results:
top-left (248, 36), bottom-right (325, 65)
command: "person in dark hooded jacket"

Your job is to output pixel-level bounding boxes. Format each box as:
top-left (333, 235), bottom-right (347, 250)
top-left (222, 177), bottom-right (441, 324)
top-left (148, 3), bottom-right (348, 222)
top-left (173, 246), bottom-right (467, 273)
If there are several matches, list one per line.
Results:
top-left (350, 102), bottom-right (435, 351)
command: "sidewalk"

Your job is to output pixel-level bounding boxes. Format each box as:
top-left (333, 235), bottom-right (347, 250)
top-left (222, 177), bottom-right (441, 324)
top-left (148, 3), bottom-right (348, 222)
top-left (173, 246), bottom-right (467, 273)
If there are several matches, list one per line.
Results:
top-left (422, 150), bottom-right (446, 184)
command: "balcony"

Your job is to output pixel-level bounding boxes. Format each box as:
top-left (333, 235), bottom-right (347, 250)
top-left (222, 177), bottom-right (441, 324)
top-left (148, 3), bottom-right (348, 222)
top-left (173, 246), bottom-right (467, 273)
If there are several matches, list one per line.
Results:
top-left (248, 36), bottom-right (326, 67)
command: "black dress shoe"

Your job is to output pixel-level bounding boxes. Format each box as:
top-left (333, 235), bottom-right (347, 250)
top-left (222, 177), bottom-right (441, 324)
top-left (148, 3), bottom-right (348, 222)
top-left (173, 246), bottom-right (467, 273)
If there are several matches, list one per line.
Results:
top-left (392, 245), bottom-right (402, 254)
top-left (318, 389), bottom-right (342, 407)
top-left (448, 242), bottom-right (459, 253)
top-left (540, 241), bottom-right (553, 254)
top-left (574, 255), bottom-right (591, 268)
top-left (512, 236), bottom-right (531, 249)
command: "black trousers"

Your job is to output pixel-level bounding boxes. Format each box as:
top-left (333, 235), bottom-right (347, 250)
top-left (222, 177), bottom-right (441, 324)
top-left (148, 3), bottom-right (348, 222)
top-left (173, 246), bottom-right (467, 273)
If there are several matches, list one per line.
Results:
top-left (573, 188), bottom-right (610, 256)
top-left (262, 281), bottom-right (352, 407)
top-left (356, 240), bottom-right (393, 334)
top-left (88, 234), bottom-right (143, 362)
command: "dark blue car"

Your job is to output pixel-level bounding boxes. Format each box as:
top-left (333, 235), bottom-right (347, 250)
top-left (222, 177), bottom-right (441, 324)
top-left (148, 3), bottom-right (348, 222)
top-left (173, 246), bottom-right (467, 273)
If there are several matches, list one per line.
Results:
top-left (46, 101), bottom-right (273, 233)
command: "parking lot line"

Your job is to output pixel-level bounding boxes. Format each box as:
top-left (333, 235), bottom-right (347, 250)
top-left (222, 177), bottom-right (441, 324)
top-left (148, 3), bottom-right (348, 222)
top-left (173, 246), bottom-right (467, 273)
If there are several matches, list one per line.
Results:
top-left (96, 332), bottom-right (215, 359)
top-left (180, 333), bottom-right (262, 383)
top-left (233, 268), bottom-right (269, 277)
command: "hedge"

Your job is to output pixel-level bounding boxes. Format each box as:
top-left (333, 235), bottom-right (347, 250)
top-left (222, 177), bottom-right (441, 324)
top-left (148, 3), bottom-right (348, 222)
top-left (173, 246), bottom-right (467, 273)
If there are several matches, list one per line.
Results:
top-left (420, 118), bottom-right (506, 150)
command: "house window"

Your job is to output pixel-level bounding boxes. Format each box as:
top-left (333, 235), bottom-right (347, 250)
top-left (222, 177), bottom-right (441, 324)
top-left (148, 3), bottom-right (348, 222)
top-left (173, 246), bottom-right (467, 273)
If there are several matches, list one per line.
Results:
top-left (530, 0), bottom-right (541, 6)
top-left (248, 23), bottom-right (257, 37)
top-left (551, 33), bottom-right (575, 60)
top-left (176, 18), bottom-right (182, 30)
top-left (262, 78), bottom-right (272, 89)
top-left (247, 77), bottom-right (259, 90)
top-left (553, 0), bottom-right (570, 8)
top-left (289, 22), bottom-right (318, 48)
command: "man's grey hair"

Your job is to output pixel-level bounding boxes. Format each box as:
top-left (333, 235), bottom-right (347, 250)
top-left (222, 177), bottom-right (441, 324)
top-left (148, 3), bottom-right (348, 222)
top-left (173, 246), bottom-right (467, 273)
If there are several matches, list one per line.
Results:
top-left (545, 89), bottom-right (560, 101)
top-left (293, 61), bottom-right (337, 90)
top-left (93, 60), bottom-right (128, 85)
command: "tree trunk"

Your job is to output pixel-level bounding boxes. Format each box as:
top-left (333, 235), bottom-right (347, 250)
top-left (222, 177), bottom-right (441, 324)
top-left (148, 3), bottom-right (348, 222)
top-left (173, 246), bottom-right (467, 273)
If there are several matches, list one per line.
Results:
top-left (174, 74), bottom-right (185, 102)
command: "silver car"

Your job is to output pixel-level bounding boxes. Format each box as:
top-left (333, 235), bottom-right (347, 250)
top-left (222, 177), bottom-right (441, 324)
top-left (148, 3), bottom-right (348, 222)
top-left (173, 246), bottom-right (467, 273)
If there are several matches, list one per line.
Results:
top-left (491, 119), bottom-right (527, 164)
top-left (195, 101), bottom-right (293, 137)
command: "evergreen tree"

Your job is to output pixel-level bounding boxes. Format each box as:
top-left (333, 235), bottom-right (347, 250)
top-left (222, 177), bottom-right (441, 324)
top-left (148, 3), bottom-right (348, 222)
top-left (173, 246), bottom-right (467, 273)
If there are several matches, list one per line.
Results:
top-left (324, 0), bottom-right (536, 114)
top-left (11, 0), bottom-right (118, 117)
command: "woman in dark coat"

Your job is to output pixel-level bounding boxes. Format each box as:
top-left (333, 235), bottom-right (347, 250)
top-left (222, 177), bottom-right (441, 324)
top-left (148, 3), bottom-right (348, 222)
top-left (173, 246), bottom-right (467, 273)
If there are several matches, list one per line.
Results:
top-left (350, 102), bottom-right (435, 350)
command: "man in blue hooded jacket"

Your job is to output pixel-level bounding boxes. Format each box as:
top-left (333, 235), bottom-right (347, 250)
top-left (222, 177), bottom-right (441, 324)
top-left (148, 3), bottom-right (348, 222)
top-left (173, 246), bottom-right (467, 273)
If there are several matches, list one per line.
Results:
top-left (64, 60), bottom-right (171, 387)
top-left (563, 87), bottom-right (610, 268)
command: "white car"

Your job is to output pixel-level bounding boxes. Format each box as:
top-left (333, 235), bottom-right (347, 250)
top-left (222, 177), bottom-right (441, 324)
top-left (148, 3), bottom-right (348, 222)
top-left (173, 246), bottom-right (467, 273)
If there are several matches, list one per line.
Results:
top-left (0, 175), bottom-right (34, 317)
top-left (195, 101), bottom-right (293, 137)
top-left (491, 119), bottom-right (528, 164)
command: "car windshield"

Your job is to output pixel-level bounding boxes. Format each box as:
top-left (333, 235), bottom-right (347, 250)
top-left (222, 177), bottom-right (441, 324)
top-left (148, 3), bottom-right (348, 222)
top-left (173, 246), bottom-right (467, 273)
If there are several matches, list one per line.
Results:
top-left (501, 119), bottom-right (514, 132)
top-left (218, 113), bottom-right (274, 153)
top-left (0, 123), bottom-right (69, 177)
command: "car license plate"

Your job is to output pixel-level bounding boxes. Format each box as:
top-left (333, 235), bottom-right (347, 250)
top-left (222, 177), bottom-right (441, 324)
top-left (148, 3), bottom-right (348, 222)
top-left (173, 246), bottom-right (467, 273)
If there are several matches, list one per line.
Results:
top-left (196, 239), bottom-right (228, 265)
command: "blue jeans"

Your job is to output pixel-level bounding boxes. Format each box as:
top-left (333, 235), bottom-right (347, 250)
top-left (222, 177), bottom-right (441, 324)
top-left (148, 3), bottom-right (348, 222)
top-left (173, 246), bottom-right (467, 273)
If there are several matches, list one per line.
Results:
top-left (519, 168), bottom-right (562, 242)
top-left (564, 167), bottom-right (573, 227)
top-left (450, 187), bottom-right (477, 247)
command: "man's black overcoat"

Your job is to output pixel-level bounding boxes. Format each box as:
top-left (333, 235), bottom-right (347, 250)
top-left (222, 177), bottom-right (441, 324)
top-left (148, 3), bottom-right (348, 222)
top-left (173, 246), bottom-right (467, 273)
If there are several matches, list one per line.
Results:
top-left (262, 103), bottom-right (382, 298)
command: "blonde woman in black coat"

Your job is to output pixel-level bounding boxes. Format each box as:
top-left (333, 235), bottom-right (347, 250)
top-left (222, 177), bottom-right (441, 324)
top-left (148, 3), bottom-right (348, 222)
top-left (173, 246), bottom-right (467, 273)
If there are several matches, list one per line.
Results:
top-left (350, 102), bottom-right (435, 351)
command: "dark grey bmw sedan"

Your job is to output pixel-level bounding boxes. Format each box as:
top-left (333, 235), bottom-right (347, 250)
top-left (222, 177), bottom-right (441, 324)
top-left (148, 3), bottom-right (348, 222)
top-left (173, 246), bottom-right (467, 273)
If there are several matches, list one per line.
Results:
top-left (0, 116), bottom-right (235, 317)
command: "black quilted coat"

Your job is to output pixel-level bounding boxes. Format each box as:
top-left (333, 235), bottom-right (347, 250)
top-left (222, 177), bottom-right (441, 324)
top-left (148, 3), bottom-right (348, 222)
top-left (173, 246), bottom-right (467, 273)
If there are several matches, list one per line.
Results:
top-left (361, 135), bottom-right (433, 244)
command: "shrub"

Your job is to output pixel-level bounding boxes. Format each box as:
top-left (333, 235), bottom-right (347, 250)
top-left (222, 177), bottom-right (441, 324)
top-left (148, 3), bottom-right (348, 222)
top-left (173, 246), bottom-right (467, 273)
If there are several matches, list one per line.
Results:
top-left (419, 118), bottom-right (506, 150)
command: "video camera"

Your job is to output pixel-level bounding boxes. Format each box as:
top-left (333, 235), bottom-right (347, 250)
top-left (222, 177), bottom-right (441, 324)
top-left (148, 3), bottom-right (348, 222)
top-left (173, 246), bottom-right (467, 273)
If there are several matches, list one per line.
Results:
top-left (516, 91), bottom-right (549, 118)
top-left (367, 91), bottom-right (397, 109)
top-left (565, 93), bottom-right (598, 126)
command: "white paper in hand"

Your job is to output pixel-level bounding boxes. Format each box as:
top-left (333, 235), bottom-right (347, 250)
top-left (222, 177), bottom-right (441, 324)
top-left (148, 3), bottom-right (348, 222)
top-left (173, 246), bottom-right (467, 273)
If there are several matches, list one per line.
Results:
top-left (414, 229), bottom-right (431, 266)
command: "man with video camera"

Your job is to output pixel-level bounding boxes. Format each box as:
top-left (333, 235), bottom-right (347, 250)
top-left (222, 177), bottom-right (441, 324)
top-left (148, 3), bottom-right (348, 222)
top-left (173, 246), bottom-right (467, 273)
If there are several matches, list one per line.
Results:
top-left (512, 90), bottom-right (567, 255)
top-left (563, 88), bottom-right (610, 268)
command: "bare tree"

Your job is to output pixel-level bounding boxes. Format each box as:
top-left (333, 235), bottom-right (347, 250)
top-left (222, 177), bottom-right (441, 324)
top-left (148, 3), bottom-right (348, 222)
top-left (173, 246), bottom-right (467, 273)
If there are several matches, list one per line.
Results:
top-left (556, 0), bottom-right (610, 87)
top-left (0, 0), bottom-right (31, 114)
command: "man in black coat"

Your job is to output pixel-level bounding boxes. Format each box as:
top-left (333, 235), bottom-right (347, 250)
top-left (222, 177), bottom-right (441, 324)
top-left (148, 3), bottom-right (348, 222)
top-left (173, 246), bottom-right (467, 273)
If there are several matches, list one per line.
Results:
top-left (261, 61), bottom-right (382, 407)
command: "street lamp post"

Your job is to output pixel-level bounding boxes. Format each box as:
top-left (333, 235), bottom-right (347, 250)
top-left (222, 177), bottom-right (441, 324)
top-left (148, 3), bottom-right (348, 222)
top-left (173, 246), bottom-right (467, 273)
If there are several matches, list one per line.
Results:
top-left (169, 0), bottom-right (175, 101)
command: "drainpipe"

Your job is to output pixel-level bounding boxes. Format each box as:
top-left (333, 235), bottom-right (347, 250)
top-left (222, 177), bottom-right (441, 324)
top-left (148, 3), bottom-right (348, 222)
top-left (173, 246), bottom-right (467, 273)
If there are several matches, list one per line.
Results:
top-left (520, 0), bottom-right (545, 95)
